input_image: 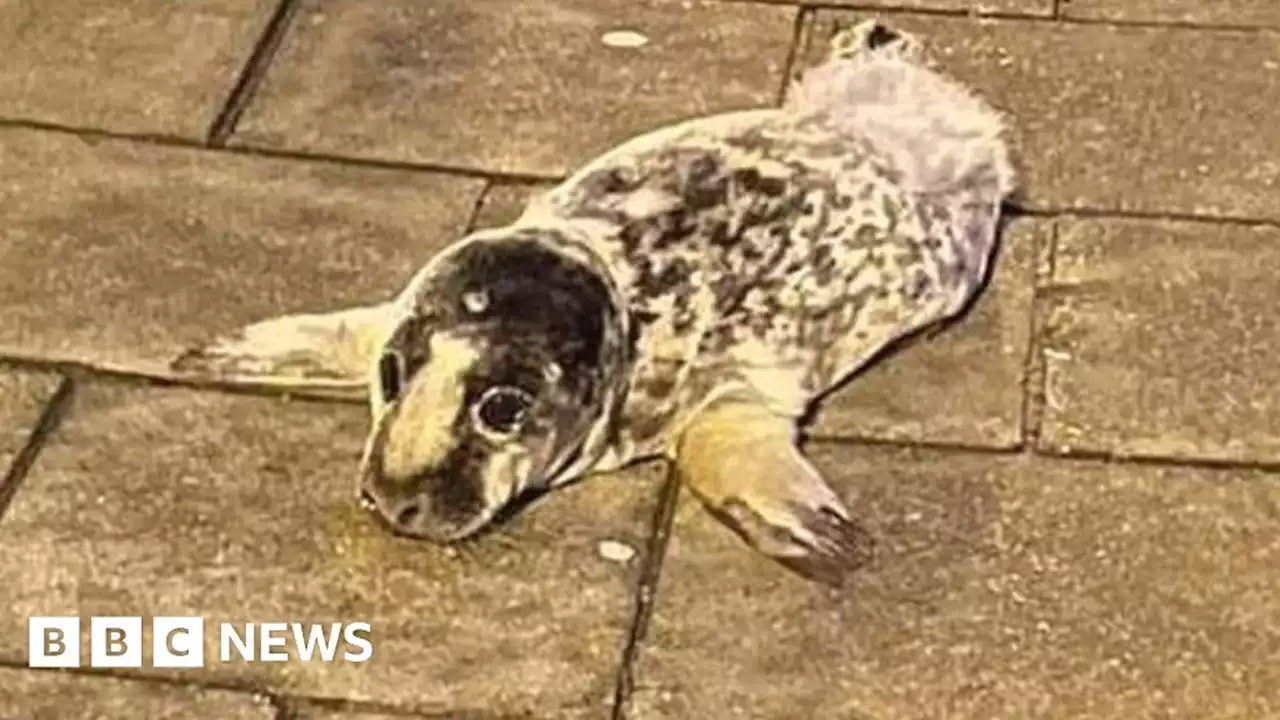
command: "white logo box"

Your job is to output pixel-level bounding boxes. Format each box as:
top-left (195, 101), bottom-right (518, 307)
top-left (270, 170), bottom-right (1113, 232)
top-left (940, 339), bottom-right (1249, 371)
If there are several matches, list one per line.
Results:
top-left (28, 616), bottom-right (204, 669)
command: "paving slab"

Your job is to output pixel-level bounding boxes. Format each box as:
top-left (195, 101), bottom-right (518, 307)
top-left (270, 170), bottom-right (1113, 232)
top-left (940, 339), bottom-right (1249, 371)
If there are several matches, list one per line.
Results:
top-left (809, 219), bottom-right (1041, 448)
top-left (629, 443), bottom-right (1280, 720)
top-left (0, 667), bottom-right (274, 720)
top-left (806, 13), bottom-right (1280, 220)
top-left (0, 381), bottom-right (662, 714)
top-left (1040, 217), bottom-right (1280, 464)
top-left (0, 128), bottom-right (484, 378)
top-left (473, 185), bottom-right (1040, 450)
top-left (0, 370), bottom-right (63, 477)
top-left (469, 182), bottom-right (555, 233)
top-left (0, 0), bottom-right (277, 139)
top-left (810, 0), bottom-right (1052, 16)
top-left (233, 0), bottom-right (796, 176)
top-left (1062, 0), bottom-right (1280, 27)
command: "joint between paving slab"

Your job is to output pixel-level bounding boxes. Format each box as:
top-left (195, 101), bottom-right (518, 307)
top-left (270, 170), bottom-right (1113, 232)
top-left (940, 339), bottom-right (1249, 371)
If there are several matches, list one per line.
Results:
top-left (207, 0), bottom-right (306, 147)
top-left (0, 355), bottom-right (364, 407)
top-left (1, 664), bottom-right (531, 720)
top-left (804, 432), bottom-right (1023, 456)
top-left (1062, 14), bottom-right (1280, 34)
top-left (1010, 204), bottom-right (1280, 231)
top-left (802, 432), bottom-right (1280, 476)
top-left (1031, 446), bottom-right (1280, 475)
top-left (785, 1), bottom-right (1280, 33)
top-left (3, 118), bottom-right (1279, 230)
top-left (0, 663), bottom-right (279, 703)
top-left (764, 1), bottom-right (1055, 22)
top-left (608, 464), bottom-right (681, 720)
top-left (462, 179), bottom-right (498, 234)
top-left (0, 117), bottom-right (555, 186)
top-left (0, 116), bottom-right (203, 151)
top-left (229, 142), bottom-right (563, 184)
top-left (1017, 218), bottom-right (1057, 450)
top-left (279, 693), bottom-right (545, 720)
top-left (775, 7), bottom-right (814, 107)
top-left (0, 375), bottom-right (74, 522)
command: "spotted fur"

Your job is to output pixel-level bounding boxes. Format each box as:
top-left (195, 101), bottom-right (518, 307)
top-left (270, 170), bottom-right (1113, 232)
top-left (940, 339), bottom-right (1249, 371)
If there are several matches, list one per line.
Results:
top-left (514, 19), bottom-right (1015, 467)
top-left (170, 19), bottom-right (1016, 584)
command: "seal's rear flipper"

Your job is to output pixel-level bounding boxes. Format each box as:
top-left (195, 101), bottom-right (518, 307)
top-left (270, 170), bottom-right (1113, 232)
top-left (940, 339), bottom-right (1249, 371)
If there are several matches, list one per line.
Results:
top-left (787, 18), bottom-right (1015, 202)
top-left (674, 391), bottom-right (874, 587)
top-left (170, 303), bottom-right (399, 396)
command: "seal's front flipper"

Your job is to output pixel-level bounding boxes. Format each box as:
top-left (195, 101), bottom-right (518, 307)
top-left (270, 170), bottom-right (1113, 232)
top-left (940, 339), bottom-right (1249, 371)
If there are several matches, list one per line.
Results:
top-left (170, 303), bottom-right (399, 396)
top-left (674, 392), bottom-right (874, 587)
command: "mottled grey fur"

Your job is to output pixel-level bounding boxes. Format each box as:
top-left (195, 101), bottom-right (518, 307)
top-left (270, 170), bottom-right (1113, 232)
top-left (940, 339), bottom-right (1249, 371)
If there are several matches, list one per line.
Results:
top-left (513, 18), bottom-right (1016, 475)
top-left (169, 19), bottom-right (1017, 580)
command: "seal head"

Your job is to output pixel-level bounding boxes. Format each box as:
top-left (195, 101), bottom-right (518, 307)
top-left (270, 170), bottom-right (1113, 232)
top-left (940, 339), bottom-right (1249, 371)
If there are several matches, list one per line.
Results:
top-left (358, 229), bottom-right (629, 542)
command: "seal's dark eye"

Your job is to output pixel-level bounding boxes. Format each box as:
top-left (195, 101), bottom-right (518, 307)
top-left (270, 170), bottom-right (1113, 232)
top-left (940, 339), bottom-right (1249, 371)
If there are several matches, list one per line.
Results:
top-left (378, 350), bottom-right (404, 403)
top-left (473, 386), bottom-right (534, 437)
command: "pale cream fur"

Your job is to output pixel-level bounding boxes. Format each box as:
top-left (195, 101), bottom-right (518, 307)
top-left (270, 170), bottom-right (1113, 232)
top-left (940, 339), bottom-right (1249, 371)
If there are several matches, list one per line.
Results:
top-left (378, 333), bottom-right (479, 481)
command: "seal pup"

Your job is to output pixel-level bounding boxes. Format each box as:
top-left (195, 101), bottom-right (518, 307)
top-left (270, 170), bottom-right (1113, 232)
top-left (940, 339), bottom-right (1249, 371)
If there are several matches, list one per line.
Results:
top-left (172, 20), bottom-right (1016, 586)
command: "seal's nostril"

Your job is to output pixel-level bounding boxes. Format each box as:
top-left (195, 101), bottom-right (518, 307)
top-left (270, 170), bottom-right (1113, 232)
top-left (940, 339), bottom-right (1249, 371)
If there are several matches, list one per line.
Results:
top-left (395, 500), bottom-right (422, 528)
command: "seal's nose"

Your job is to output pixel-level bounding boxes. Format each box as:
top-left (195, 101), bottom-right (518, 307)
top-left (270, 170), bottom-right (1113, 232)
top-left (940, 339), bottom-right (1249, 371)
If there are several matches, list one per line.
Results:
top-left (390, 498), bottom-right (423, 528)
top-left (360, 487), bottom-right (427, 535)
top-left (361, 480), bottom-right (486, 542)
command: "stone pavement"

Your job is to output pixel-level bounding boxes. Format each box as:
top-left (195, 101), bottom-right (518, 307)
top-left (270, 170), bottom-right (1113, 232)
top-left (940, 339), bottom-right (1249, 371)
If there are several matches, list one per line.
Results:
top-left (0, 1), bottom-right (1276, 718)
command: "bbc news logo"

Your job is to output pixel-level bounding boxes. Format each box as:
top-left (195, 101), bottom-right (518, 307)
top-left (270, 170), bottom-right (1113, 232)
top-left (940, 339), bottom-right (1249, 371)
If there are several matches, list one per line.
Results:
top-left (28, 617), bottom-right (373, 668)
